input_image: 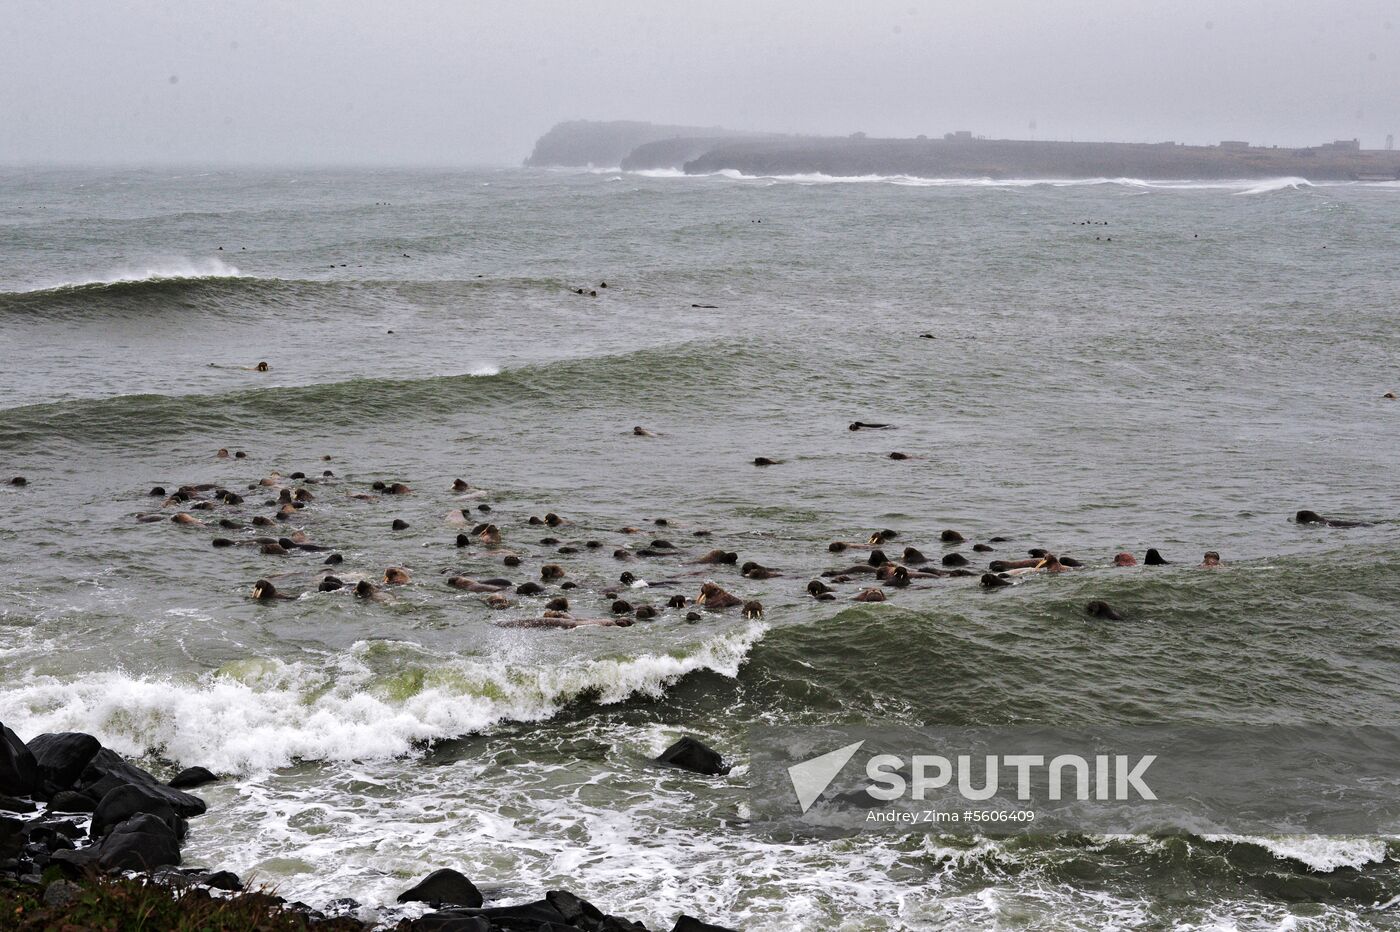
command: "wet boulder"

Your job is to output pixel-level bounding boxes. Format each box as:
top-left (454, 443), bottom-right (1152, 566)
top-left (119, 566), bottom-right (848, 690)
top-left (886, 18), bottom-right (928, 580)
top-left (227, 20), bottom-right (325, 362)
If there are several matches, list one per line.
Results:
top-left (75, 749), bottom-right (206, 817)
top-left (168, 766), bottom-right (220, 790)
top-left (656, 736), bottom-right (730, 776)
top-left (96, 813), bottom-right (181, 872)
top-left (90, 783), bottom-right (182, 840)
top-left (0, 723), bottom-right (39, 797)
top-left (27, 732), bottom-right (101, 796)
top-left (397, 868), bottom-right (484, 908)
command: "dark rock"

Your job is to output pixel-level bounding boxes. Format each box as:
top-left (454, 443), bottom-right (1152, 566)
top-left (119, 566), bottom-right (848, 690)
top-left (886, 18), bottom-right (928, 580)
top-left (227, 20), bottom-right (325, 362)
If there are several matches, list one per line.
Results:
top-left (47, 790), bottom-right (96, 813)
top-left (48, 846), bottom-right (99, 877)
top-left (397, 868), bottom-right (484, 908)
top-left (673, 916), bottom-right (738, 932)
top-left (436, 899), bottom-right (569, 930)
top-left (204, 869), bottom-right (243, 891)
top-left (42, 878), bottom-right (82, 908)
top-left (97, 813), bottom-right (181, 872)
top-left (546, 889), bottom-right (605, 926)
top-left (407, 914), bottom-right (491, 932)
top-left (90, 783), bottom-right (181, 839)
top-left (77, 748), bottom-right (206, 817)
top-left (0, 723), bottom-right (39, 797)
top-left (656, 736), bottom-right (730, 776)
top-left (27, 732), bottom-right (102, 795)
top-left (168, 766), bottom-right (219, 789)
top-left (0, 815), bottom-right (23, 859)
top-left (0, 794), bottom-right (36, 813)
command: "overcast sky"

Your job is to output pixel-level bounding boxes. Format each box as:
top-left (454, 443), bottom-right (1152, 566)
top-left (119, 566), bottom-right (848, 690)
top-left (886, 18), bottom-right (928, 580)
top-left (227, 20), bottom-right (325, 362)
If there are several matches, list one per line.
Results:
top-left (3, 0), bottom-right (1398, 165)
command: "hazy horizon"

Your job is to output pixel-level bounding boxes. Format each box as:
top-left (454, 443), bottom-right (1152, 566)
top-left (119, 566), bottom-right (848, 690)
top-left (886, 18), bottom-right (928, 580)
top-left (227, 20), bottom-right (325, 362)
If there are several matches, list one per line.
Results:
top-left (4, 0), bottom-right (1399, 167)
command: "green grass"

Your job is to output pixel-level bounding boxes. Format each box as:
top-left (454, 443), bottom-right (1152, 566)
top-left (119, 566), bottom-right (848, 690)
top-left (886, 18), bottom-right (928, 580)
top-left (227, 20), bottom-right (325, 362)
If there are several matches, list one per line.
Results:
top-left (0, 872), bottom-right (369, 932)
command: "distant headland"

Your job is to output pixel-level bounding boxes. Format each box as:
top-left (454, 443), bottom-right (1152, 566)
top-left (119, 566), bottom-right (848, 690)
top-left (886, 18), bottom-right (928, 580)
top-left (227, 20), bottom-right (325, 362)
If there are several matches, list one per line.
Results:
top-left (525, 120), bottom-right (1400, 181)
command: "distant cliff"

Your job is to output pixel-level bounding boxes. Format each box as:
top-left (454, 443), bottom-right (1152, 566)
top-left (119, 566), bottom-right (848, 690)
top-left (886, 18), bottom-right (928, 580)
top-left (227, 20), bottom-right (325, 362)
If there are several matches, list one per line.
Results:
top-left (683, 137), bottom-right (1400, 181)
top-left (526, 121), bottom-right (1400, 181)
top-left (524, 120), bottom-right (761, 169)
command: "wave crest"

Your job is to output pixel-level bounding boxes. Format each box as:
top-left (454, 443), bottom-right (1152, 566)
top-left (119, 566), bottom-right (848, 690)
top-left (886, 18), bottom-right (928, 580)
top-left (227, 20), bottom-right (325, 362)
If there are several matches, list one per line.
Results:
top-left (0, 624), bottom-right (766, 774)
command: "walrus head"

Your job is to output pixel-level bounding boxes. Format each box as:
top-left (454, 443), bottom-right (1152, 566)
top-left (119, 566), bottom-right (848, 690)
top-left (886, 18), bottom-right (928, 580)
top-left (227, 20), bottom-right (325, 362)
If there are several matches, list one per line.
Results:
top-left (545, 596), bottom-right (569, 612)
top-left (742, 601), bottom-right (764, 619)
top-left (255, 361), bottom-right (269, 372)
top-left (452, 479), bottom-right (470, 492)
top-left (667, 594), bottom-right (687, 608)
top-left (611, 599), bottom-right (633, 614)
top-left (867, 549), bottom-right (889, 567)
top-left (251, 579), bottom-right (279, 600)
top-left (807, 579), bottom-right (833, 596)
top-left (828, 541), bottom-right (847, 553)
top-left (384, 567), bottom-right (410, 585)
top-left (941, 552), bottom-right (969, 567)
top-left (354, 580), bottom-right (376, 599)
top-left (318, 577), bottom-right (344, 592)
top-left (1295, 510), bottom-right (1324, 524)
top-left (940, 529), bottom-right (965, 543)
top-left (635, 605), bottom-right (658, 620)
top-left (1085, 600), bottom-right (1123, 621)
top-left (541, 564), bottom-right (565, 581)
top-left (980, 573), bottom-right (1012, 589)
top-left (1144, 548), bottom-right (1168, 566)
top-left (1113, 552), bottom-right (1137, 567)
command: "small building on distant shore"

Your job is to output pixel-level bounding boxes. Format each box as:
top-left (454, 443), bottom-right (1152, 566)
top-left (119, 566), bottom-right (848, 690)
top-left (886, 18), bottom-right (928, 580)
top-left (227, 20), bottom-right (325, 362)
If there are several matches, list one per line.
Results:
top-left (1219, 140), bottom-right (1250, 150)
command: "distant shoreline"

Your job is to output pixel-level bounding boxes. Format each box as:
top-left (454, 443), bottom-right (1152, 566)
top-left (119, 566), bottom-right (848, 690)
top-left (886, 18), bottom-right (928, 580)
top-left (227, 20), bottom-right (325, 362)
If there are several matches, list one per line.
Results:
top-left (526, 120), bottom-right (1400, 182)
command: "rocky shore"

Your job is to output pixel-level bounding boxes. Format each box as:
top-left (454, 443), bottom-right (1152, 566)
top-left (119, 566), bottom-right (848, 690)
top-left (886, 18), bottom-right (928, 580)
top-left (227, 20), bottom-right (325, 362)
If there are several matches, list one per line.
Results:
top-left (1, 721), bottom-right (736, 931)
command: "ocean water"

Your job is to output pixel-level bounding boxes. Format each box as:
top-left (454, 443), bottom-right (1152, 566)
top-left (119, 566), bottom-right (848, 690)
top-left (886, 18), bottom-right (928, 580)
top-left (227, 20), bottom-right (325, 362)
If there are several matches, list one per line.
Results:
top-left (1, 165), bottom-right (1399, 929)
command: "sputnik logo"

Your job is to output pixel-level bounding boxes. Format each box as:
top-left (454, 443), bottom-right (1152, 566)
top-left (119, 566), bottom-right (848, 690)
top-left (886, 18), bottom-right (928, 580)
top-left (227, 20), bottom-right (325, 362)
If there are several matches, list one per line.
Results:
top-left (787, 740), bottom-right (865, 813)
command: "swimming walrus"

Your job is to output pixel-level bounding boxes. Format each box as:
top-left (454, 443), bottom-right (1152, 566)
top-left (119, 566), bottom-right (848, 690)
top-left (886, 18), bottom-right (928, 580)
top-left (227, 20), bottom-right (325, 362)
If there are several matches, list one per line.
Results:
top-left (852, 588), bottom-right (887, 602)
top-left (849, 422), bottom-right (894, 431)
top-left (979, 573), bottom-right (1012, 589)
top-left (250, 579), bottom-right (294, 601)
top-left (697, 582), bottom-right (743, 609)
top-left (496, 616), bottom-right (632, 630)
top-left (1085, 600), bottom-right (1123, 621)
top-left (691, 549), bottom-right (738, 565)
top-left (1295, 509), bottom-right (1370, 528)
top-left (741, 562), bottom-right (782, 580)
top-left (1144, 548), bottom-right (1169, 566)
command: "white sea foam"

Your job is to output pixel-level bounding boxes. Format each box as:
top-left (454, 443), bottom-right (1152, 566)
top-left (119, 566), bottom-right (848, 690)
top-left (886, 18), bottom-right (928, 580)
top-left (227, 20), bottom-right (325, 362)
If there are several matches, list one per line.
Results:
top-left (16, 257), bottom-right (246, 294)
top-left (1202, 834), bottom-right (1390, 871)
top-left (627, 168), bottom-right (1337, 193)
top-left (467, 363), bottom-right (501, 376)
top-left (0, 624), bottom-right (766, 775)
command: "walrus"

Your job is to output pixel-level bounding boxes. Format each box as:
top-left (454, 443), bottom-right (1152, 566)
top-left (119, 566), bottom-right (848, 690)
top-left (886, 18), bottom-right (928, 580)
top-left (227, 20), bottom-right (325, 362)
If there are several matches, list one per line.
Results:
top-left (1112, 552), bottom-right (1137, 567)
top-left (1059, 556), bottom-right (1084, 568)
top-left (881, 566), bottom-right (911, 588)
top-left (254, 361), bottom-right (269, 372)
top-left (691, 550), bottom-right (738, 565)
top-left (888, 452), bottom-right (909, 460)
top-left (828, 542), bottom-right (848, 553)
top-left (260, 542), bottom-right (288, 555)
top-left (852, 588), bottom-right (887, 603)
top-left (613, 549), bottom-right (634, 561)
top-left (611, 599), bottom-right (633, 615)
top-left (447, 577), bottom-right (506, 592)
top-left (171, 513), bottom-right (204, 526)
top-left (545, 596), bottom-right (569, 612)
top-left (972, 543), bottom-right (993, 553)
top-left (1144, 548), bottom-right (1169, 566)
top-left (485, 594), bottom-right (512, 609)
top-left (541, 564), bottom-right (565, 581)
top-left (250, 579), bottom-right (293, 601)
top-left (455, 533), bottom-right (471, 548)
top-left (742, 601), bottom-right (764, 619)
top-left (1384, 392), bottom-right (1396, 399)
top-left (868, 549), bottom-right (890, 567)
top-left (980, 573), bottom-right (1012, 589)
top-left (697, 582), bottom-right (742, 609)
top-left (517, 582), bottom-right (545, 596)
top-left (633, 426), bottom-right (655, 436)
top-left (545, 512), bottom-right (567, 527)
top-left (940, 529), bottom-right (964, 543)
top-left (1036, 554), bottom-right (1072, 573)
top-left (318, 577), bottom-right (344, 592)
top-left (849, 422), bottom-right (894, 431)
top-left (941, 552), bottom-right (969, 567)
top-left (753, 457), bottom-right (781, 466)
top-left (496, 615), bottom-right (631, 630)
top-left (217, 449), bottom-right (230, 459)
top-left (354, 580), bottom-right (379, 599)
top-left (650, 539), bottom-right (676, 550)
top-left (1085, 600), bottom-right (1123, 621)
top-left (324, 553), bottom-right (343, 565)
top-left (685, 611), bottom-right (702, 622)
top-left (218, 490), bottom-right (244, 504)
top-left (452, 479), bottom-right (471, 492)
top-left (1199, 551), bottom-right (1222, 568)
top-left (1028, 548), bottom-right (1048, 558)
top-left (528, 516), bottom-right (544, 526)
top-left (635, 605), bottom-right (658, 620)
top-left (235, 451), bottom-right (247, 459)
top-left (1295, 509), bottom-right (1369, 528)
top-left (667, 594), bottom-right (687, 608)
top-left (149, 486), bottom-right (167, 497)
top-left (384, 567), bottom-right (411, 585)
top-left (474, 524), bottom-right (502, 546)
top-left (902, 547), bottom-right (928, 564)
top-left (870, 529), bottom-right (898, 543)
top-left (742, 562), bottom-right (782, 580)
top-left (212, 538), bottom-right (235, 548)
